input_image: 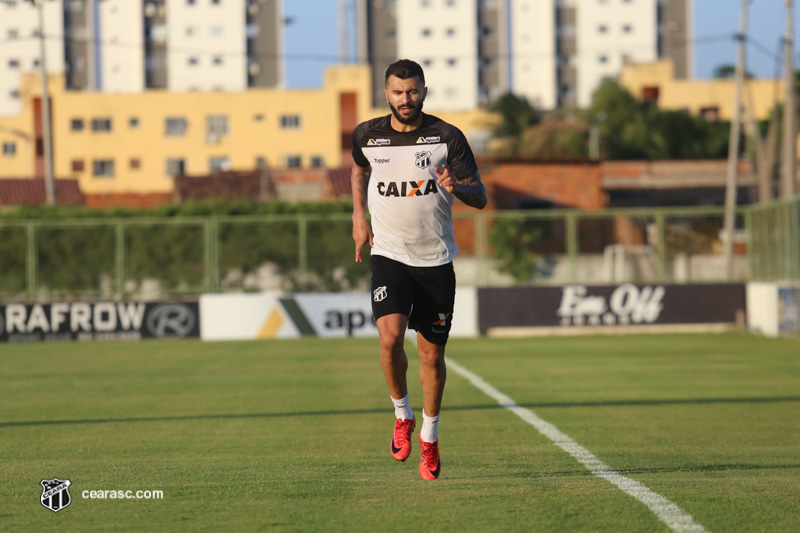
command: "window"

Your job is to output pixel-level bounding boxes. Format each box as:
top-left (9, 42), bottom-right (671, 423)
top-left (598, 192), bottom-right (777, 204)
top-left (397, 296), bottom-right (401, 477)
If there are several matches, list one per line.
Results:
top-left (92, 118), bottom-right (112, 132)
top-left (642, 86), bottom-right (660, 103)
top-left (280, 115), bottom-right (301, 129)
top-left (206, 115), bottom-right (228, 139)
top-left (71, 159), bottom-right (84, 172)
top-left (209, 156), bottom-right (230, 172)
top-left (129, 117), bottom-right (140, 129)
top-left (9, 90), bottom-right (19, 99)
top-left (7, 29), bottom-right (18, 40)
top-left (186, 26), bottom-right (196, 37)
top-left (622, 24), bottom-right (632, 33)
top-left (447, 58), bottom-right (457, 67)
top-left (446, 28), bottom-right (456, 37)
top-left (210, 26), bottom-right (223, 36)
top-left (8, 59), bottom-right (20, 68)
top-left (253, 114), bottom-right (265, 122)
top-left (598, 55), bottom-right (608, 64)
top-left (212, 56), bottom-right (224, 66)
top-left (598, 25), bottom-right (608, 34)
top-left (93, 159), bottom-right (115, 178)
top-left (310, 156), bottom-right (324, 168)
top-left (165, 117), bottom-right (187, 136)
top-left (212, 0), bottom-right (221, 4)
top-left (149, 24), bottom-right (167, 43)
top-left (255, 156), bottom-right (267, 168)
top-left (166, 158), bottom-right (185, 177)
top-left (421, 28), bottom-right (431, 37)
top-left (188, 57), bottom-right (199, 66)
top-left (700, 106), bottom-right (720, 121)
top-left (130, 158), bottom-right (141, 169)
top-left (71, 118), bottom-right (84, 132)
top-left (286, 155), bottom-right (301, 168)
top-left (187, 0), bottom-right (196, 4)
top-left (3, 142), bottom-right (16, 157)
top-left (246, 23), bottom-right (259, 38)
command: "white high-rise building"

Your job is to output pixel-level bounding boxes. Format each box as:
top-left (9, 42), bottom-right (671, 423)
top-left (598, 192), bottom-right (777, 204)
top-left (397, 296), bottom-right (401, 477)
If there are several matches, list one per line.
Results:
top-left (358, 0), bottom-right (691, 111)
top-left (396, 1), bottom-right (479, 110)
top-left (0, 0), bottom-right (283, 117)
top-left (575, 0), bottom-right (658, 107)
top-left (0, 0), bottom-right (65, 116)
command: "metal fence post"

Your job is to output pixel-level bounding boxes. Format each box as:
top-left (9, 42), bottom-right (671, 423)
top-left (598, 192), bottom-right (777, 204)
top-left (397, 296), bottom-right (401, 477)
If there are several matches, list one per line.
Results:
top-left (565, 212), bottom-right (578, 283)
top-left (203, 219), bottom-right (220, 293)
top-left (475, 212), bottom-right (490, 286)
top-left (654, 211), bottom-right (667, 281)
top-left (790, 198), bottom-right (800, 280)
top-left (744, 209), bottom-right (754, 281)
top-left (298, 215), bottom-right (308, 290)
top-left (209, 217), bottom-right (220, 292)
top-left (26, 221), bottom-right (36, 300)
top-left (115, 221), bottom-right (125, 298)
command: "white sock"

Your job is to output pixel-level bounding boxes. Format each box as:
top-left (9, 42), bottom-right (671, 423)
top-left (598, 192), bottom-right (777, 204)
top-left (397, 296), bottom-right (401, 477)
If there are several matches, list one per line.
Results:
top-left (420, 409), bottom-right (439, 443)
top-left (391, 393), bottom-right (414, 421)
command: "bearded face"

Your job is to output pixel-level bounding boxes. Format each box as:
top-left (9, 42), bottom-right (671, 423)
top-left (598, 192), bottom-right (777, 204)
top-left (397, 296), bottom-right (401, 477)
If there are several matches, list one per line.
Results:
top-left (385, 75), bottom-right (427, 127)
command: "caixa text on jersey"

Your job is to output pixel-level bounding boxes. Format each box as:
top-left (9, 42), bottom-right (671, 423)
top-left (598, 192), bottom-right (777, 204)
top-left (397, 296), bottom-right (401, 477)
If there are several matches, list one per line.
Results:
top-left (377, 179), bottom-right (438, 197)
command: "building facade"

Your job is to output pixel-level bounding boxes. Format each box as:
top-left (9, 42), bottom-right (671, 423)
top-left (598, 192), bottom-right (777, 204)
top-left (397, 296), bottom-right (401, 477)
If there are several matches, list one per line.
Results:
top-left (0, 0), bottom-right (283, 117)
top-left (358, 0), bottom-right (692, 110)
top-left (0, 64), bottom-right (495, 202)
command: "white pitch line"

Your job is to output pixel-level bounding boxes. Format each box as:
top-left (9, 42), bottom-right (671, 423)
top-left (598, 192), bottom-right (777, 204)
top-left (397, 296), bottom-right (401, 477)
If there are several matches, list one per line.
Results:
top-left (447, 358), bottom-right (710, 533)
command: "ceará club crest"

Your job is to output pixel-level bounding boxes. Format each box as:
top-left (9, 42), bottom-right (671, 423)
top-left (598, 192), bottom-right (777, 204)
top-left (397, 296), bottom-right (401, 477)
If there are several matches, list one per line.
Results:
top-left (414, 151), bottom-right (432, 169)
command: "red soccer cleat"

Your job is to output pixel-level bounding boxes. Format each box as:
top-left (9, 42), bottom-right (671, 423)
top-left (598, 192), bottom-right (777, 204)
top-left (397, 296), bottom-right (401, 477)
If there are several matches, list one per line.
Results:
top-left (418, 435), bottom-right (441, 480)
top-left (390, 417), bottom-right (416, 461)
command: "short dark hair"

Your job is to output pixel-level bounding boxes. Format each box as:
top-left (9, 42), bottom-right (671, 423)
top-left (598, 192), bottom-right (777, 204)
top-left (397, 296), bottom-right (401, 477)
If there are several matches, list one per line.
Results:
top-left (385, 59), bottom-right (425, 86)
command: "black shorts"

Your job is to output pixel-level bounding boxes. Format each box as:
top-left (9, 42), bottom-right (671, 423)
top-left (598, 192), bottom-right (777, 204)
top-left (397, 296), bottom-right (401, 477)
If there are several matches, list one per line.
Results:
top-left (370, 255), bottom-right (456, 345)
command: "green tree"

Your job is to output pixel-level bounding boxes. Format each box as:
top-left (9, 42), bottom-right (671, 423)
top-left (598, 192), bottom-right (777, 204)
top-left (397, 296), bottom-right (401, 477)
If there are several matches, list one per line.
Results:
top-left (587, 80), bottom-right (731, 160)
top-left (488, 92), bottom-right (541, 138)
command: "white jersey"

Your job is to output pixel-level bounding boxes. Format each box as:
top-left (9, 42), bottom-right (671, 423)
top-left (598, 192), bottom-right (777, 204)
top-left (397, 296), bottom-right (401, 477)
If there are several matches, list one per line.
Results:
top-left (352, 114), bottom-right (479, 267)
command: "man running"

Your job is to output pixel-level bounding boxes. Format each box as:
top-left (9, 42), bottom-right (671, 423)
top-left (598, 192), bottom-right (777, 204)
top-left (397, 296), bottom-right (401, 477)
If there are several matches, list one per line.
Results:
top-left (351, 59), bottom-right (487, 480)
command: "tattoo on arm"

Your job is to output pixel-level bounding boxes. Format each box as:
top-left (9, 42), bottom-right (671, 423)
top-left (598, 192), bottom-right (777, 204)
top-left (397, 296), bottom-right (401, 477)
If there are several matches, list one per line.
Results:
top-left (351, 165), bottom-right (372, 208)
top-left (452, 171), bottom-right (488, 209)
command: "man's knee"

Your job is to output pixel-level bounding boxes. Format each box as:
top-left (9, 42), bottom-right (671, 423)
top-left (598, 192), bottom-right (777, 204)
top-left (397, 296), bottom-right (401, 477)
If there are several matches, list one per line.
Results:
top-left (379, 331), bottom-right (405, 356)
top-left (418, 345), bottom-right (445, 369)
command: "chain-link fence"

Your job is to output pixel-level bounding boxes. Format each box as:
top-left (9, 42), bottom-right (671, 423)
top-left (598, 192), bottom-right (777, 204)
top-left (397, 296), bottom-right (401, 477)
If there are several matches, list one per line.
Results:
top-left (1, 201), bottom-right (794, 301)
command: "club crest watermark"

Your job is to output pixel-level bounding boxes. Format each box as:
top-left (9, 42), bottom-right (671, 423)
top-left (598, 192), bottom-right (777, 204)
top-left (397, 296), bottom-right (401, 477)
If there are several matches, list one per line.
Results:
top-left (40, 478), bottom-right (72, 513)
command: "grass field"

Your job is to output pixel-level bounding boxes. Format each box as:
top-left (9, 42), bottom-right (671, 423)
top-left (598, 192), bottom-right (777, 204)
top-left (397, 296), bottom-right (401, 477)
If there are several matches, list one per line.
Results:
top-left (2, 333), bottom-right (799, 532)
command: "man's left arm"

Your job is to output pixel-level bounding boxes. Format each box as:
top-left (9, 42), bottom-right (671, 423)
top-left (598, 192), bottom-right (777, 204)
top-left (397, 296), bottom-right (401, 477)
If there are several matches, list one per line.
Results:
top-left (435, 165), bottom-right (488, 209)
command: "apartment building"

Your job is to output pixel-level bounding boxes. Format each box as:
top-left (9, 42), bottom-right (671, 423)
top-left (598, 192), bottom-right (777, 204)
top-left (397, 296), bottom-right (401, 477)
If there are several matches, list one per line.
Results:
top-left (0, 0), bottom-right (283, 116)
top-left (358, 0), bottom-right (692, 110)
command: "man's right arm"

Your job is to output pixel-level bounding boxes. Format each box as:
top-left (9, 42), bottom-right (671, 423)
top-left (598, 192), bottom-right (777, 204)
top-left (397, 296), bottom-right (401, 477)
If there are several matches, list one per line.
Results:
top-left (351, 163), bottom-right (373, 262)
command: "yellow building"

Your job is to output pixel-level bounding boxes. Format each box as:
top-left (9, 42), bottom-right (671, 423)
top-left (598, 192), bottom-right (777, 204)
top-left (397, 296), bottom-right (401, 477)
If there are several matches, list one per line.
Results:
top-left (619, 59), bottom-right (786, 122)
top-left (0, 65), bottom-right (496, 201)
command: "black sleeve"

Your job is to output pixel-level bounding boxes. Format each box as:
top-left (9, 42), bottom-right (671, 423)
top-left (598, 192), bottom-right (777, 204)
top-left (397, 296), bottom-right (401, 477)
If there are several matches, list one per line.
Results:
top-left (446, 126), bottom-right (479, 179)
top-left (351, 125), bottom-right (370, 168)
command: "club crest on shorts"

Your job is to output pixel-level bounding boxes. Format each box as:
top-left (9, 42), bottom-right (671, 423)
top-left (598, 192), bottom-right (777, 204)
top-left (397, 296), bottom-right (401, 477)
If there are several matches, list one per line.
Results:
top-left (40, 478), bottom-right (72, 513)
top-left (414, 151), bottom-right (432, 169)
top-left (373, 286), bottom-right (388, 302)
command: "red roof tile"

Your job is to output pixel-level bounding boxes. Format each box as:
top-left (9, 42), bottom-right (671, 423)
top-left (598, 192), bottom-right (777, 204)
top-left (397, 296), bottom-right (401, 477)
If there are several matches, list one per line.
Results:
top-left (0, 178), bottom-right (85, 206)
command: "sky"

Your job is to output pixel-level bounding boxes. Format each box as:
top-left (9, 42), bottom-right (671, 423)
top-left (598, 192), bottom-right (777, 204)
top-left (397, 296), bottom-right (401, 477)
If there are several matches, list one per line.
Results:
top-left (283, 0), bottom-right (798, 89)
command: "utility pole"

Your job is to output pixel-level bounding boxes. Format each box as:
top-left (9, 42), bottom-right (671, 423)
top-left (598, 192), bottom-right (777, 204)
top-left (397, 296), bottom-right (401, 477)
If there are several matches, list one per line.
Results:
top-left (782, 0), bottom-right (796, 198)
top-left (34, 0), bottom-right (56, 205)
top-left (723, 0), bottom-right (749, 279)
